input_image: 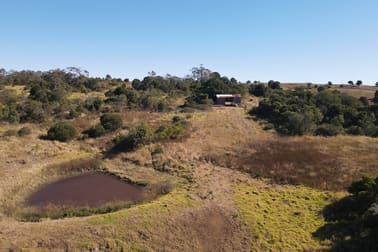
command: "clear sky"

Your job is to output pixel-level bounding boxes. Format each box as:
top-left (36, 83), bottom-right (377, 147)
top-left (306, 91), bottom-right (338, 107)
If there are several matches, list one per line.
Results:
top-left (1, 0), bottom-right (377, 84)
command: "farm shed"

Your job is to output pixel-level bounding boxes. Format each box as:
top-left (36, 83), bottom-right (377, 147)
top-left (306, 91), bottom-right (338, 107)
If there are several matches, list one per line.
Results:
top-left (215, 94), bottom-right (241, 106)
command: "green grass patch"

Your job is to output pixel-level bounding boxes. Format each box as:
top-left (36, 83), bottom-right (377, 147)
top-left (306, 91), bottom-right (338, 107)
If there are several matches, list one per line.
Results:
top-left (234, 183), bottom-right (334, 251)
top-left (89, 188), bottom-right (197, 226)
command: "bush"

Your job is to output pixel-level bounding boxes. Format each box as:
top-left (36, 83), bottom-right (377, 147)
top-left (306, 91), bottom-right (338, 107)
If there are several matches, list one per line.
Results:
top-left (100, 113), bottom-right (123, 131)
top-left (66, 109), bottom-right (80, 119)
top-left (114, 123), bottom-right (153, 151)
top-left (17, 127), bottom-right (32, 136)
top-left (83, 124), bottom-right (106, 138)
top-left (251, 88), bottom-right (377, 137)
top-left (267, 80), bottom-right (281, 90)
top-left (155, 119), bottom-right (190, 141)
top-left (172, 115), bottom-right (182, 123)
top-left (359, 96), bottom-right (369, 106)
top-left (374, 91), bottom-right (378, 103)
top-left (315, 124), bottom-right (342, 136)
top-left (317, 176), bottom-right (378, 251)
top-left (317, 86), bottom-right (326, 92)
top-left (346, 126), bottom-right (365, 135)
top-left (157, 100), bottom-right (167, 112)
top-left (155, 124), bottom-right (185, 140)
top-left (348, 176), bottom-right (376, 196)
top-left (277, 111), bottom-right (307, 136)
top-left (47, 122), bottom-right (77, 142)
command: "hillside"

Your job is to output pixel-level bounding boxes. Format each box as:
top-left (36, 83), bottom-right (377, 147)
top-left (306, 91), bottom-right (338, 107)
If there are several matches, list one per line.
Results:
top-left (0, 70), bottom-right (377, 251)
top-left (0, 102), bottom-right (377, 251)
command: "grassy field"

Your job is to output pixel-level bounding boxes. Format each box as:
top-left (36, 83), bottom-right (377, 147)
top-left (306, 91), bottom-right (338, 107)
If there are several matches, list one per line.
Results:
top-left (234, 183), bottom-right (335, 251)
top-left (282, 83), bottom-right (377, 101)
top-left (0, 90), bottom-right (377, 250)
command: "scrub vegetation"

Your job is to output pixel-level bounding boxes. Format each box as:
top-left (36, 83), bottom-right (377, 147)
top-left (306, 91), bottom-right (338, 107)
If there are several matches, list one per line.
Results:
top-left (0, 66), bottom-right (377, 251)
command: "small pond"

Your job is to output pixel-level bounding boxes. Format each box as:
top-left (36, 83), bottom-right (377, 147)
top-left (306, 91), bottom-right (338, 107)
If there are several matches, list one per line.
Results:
top-left (26, 172), bottom-right (144, 207)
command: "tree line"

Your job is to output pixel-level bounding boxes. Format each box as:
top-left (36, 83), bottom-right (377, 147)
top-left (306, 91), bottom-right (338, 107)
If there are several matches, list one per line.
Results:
top-left (250, 83), bottom-right (378, 137)
top-left (0, 66), bottom-right (246, 123)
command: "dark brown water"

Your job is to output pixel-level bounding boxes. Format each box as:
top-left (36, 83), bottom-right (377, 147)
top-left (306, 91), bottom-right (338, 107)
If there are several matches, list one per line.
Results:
top-left (26, 173), bottom-right (144, 207)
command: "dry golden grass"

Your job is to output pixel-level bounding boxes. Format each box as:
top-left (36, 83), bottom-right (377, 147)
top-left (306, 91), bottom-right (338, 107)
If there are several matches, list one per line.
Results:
top-left (67, 91), bottom-right (105, 101)
top-left (282, 83), bottom-right (377, 100)
top-left (0, 102), bottom-right (376, 251)
top-left (2, 85), bottom-right (29, 97)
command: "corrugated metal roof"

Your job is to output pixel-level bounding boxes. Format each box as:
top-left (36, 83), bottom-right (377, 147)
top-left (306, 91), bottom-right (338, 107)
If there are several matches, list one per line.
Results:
top-left (215, 94), bottom-right (241, 98)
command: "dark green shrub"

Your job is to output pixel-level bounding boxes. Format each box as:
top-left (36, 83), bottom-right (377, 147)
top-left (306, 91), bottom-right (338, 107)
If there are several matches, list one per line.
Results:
top-left (172, 115), bottom-right (182, 123)
top-left (17, 127), bottom-right (32, 136)
top-left (263, 123), bottom-right (274, 130)
top-left (66, 109), bottom-right (80, 119)
top-left (47, 122), bottom-right (77, 142)
top-left (249, 84), bottom-right (268, 97)
top-left (346, 126), bottom-right (365, 135)
top-left (374, 91), bottom-right (378, 103)
top-left (83, 124), bottom-right (106, 138)
top-left (277, 111), bottom-right (307, 136)
top-left (157, 100), bottom-right (167, 112)
top-left (267, 80), bottom-right (281, 90)
top-left (112, 134), bottom-right (128, 145)
top-left (316, 176), bottom-right (378, 251)
top-left (114, 123), bottom-right (153, 151)
top-left (359, 96), bottom-right (369, 106)
top-left (0, 103), bottom-right (20, 123)
top-left (317, 86), bottom-right (326, 92)
top-left (315, 124), bottom-right (343, 136)
top-left (100, 113), bottom-right (123, 131)
top-left (155, 120), bottom-right (190, 140)
top-left (84, 97), bottom-right (103, 112)
top-left (348, 176), bottom-right (376, 196)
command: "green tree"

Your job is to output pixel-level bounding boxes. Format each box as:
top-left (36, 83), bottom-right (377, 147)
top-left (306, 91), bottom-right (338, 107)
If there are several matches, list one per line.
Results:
top-left (191, 65), bottom-right (212, 82)
top-left (268, 80), bottom-right (281, 89)
top-left (249, 84), bottom-right (268, 97)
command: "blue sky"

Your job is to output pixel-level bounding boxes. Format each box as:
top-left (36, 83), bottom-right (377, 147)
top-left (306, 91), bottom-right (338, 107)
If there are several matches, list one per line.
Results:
top-left (1, 0), bottom-right (377, 84)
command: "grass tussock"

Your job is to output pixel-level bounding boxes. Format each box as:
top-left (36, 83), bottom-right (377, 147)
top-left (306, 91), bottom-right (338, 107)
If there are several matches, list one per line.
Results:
top-left (18, 201), bottom-right (137, 222)
top-left (90, 186), bottom-right (196, 226)
top-left (234, 183), bottom-right (334, 252)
